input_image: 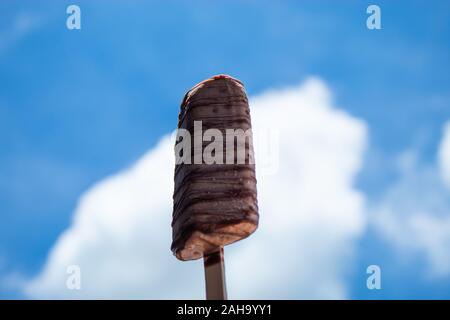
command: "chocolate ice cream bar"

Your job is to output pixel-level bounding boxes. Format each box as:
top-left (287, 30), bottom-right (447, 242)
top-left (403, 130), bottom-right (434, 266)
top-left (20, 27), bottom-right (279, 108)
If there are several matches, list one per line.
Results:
top-left (171, 75), bottom-right (258, 261)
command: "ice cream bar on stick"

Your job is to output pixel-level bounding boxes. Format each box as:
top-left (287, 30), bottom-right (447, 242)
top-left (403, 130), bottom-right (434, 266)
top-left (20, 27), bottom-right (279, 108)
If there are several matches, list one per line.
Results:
top-left (171, 75), bottom-right (259, 299)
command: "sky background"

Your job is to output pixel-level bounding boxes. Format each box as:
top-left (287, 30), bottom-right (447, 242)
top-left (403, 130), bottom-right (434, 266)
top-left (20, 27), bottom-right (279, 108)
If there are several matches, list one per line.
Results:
top-left (0, 0), bottom-right (449, 299)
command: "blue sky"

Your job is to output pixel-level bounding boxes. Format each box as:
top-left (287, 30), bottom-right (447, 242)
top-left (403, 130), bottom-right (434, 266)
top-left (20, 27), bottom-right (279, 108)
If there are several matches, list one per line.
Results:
top-left (0, 1), bottom-right (449, 299)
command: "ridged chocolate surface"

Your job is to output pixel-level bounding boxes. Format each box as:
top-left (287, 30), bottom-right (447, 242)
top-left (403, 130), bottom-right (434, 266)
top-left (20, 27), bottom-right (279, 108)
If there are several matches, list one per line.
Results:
top-left (171, 75), bottom-right (258, 261)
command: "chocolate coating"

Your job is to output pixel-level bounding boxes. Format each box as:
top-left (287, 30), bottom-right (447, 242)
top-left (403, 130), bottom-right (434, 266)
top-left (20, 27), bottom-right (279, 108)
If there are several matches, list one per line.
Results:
top-left (171, 75), bottom-right (258, 261)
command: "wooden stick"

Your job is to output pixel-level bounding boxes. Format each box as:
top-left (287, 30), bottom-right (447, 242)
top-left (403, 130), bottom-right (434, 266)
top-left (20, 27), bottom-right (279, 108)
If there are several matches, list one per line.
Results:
top-left (203, 247), bottom-right (227, 300)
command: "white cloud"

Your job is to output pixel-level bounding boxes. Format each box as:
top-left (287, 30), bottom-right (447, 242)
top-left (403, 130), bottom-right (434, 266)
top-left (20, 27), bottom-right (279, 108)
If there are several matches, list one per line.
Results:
top-left (372, 121), bottom-right (450, 278)
top-left (25, 78), bottom-right (368, 299)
